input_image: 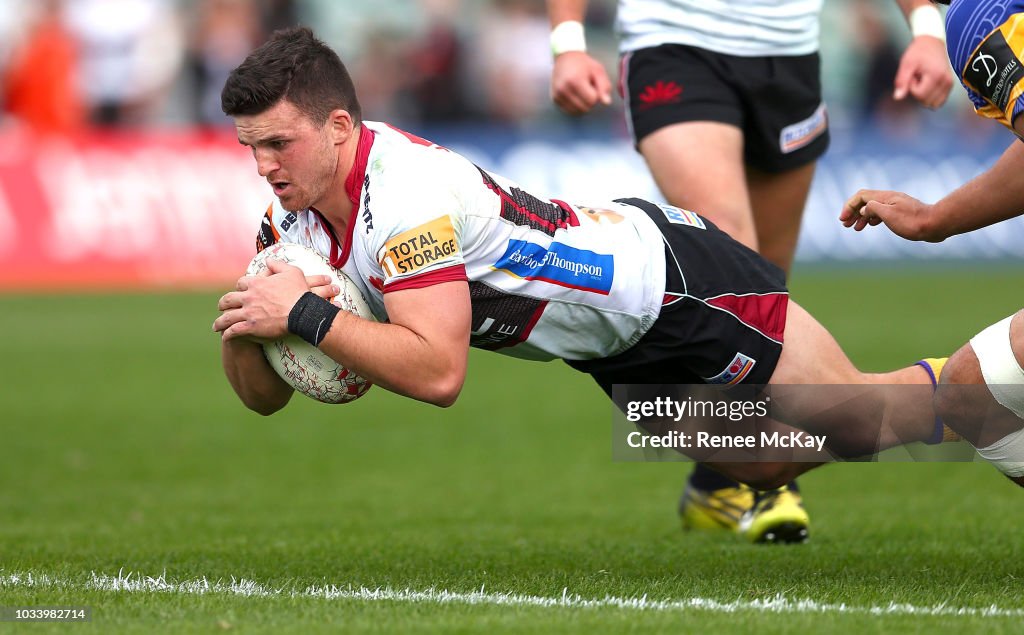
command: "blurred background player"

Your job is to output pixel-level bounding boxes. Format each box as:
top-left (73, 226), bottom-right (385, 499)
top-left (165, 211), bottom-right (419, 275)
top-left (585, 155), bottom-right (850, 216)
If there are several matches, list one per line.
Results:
top-left (841, 0), bottom-right (1024, 487)
top-left (546, 0), bottom-right (954, 543)
top-left (1, 0), bottom-right (83, 136)
top-left (64, 0), bottom-right (184, 127)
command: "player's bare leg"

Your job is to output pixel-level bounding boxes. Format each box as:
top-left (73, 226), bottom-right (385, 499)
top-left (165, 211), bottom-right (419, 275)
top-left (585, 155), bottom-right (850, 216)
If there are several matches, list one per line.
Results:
top-left (653, 300), bottom-right (937, 489)
top-left (639, 122), bottom-right (757, 249)
top-left (747, 163), bottom-right (816, 275)
top-left (935, 310), bottom-right (1024, 488)
top-left (638, 298), bottom-right (943, 541)
top-left (765, 301), bottom-right (938, 450)
top-left (655, 301), bottom-right (934, 495)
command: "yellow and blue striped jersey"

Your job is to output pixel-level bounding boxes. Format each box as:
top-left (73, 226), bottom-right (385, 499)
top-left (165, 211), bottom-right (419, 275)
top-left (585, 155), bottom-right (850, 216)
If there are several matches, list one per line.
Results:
top-left (947, 0), bottom-right (1024, 133)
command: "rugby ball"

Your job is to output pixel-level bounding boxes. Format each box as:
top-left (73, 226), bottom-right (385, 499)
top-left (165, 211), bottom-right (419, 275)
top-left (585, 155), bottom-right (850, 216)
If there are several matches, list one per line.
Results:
top-left (246, 242), bottom-right (373, 404)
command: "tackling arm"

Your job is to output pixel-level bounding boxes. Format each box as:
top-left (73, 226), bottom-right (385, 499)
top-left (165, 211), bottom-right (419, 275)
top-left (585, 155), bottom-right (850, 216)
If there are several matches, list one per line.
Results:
top-left (927, 138), bottom-right (1024, 237)
top-left (841, 138), bottom-right (1024, 241)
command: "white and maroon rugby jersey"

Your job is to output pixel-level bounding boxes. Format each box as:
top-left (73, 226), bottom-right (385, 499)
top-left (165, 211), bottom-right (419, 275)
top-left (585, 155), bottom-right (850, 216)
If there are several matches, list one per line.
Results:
top-left (255, 121), bottom-right (667, 362)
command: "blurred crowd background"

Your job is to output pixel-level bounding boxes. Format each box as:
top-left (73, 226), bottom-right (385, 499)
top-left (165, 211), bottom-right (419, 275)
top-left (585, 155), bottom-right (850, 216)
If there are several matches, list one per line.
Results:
top-left (0, 0), bottom-right (998, 139)
top-left (1, 0), bottom-right (1019, 289)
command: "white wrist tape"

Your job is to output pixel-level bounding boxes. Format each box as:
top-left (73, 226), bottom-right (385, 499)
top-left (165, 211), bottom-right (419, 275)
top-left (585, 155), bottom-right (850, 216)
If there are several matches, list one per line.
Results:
top-left (970, 314), bottom-right (1024, 419)
top-left (551, 20), bottom-right (586, 57)
top-left (909, 5), bottom-right (946, 42)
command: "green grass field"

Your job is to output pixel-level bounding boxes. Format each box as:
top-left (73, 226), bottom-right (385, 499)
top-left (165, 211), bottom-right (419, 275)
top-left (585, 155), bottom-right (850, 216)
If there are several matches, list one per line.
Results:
top-left (2, 267), bottom-right (1023, 633)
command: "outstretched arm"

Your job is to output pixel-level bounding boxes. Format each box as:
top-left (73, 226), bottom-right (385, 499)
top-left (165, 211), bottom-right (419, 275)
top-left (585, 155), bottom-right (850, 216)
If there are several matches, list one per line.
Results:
top-left (547, 0), bottom-right (612, 115)
top-left (892, 0), bottom-right (953, 109)
top-left (841, 137), bottom-right (1024, 241)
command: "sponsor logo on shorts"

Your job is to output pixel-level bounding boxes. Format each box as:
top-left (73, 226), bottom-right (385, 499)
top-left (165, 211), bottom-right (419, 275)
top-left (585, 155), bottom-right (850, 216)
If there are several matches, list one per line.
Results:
top-left (637, 80), bottom-right (683, 110)
top-left (492, 240), bottom-right (614, 295)
top-left (703, 352), bottom-right (756, 386)
top-left (659, 205), bottom-right (706, 229)
top-left (379, 216), bottom-right (459, 277)
top-left (963, 29), bottom-right (1024, 111)
top-left (779, 102), bottom-right (827, 154)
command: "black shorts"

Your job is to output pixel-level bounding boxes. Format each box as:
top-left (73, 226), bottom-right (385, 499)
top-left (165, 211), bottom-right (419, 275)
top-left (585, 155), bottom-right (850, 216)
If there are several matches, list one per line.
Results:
top-left (568, 198), bottom-right (788, 395)
top-left (622, 44), bottom-right (829, 172)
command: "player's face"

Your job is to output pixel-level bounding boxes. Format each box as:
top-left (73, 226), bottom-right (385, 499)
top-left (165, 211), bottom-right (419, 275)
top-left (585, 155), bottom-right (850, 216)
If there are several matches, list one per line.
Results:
top-left (234, 100), bottom-right (339, 213)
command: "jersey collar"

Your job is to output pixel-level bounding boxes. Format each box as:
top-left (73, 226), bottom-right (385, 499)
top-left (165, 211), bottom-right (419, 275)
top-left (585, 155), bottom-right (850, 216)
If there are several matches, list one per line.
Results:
top-left (325, 125), bottom-right (375, 268)
top-left (344, 124), bottom-right (375, 210)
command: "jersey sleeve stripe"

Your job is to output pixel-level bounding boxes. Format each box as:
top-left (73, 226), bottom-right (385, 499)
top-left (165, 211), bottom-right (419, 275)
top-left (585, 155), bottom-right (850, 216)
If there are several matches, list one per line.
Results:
top-left (382, 263), bottom-right (468, 293)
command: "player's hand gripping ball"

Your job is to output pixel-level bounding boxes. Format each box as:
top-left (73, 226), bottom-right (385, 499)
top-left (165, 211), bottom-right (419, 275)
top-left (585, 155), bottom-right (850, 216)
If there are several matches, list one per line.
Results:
top-left (246, 243), bottom-right (374, 404)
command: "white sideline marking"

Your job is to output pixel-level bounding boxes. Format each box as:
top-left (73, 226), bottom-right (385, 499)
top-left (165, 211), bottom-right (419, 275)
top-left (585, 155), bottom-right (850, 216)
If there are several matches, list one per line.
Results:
top-left (2, 570), bottom-right (1023, 618)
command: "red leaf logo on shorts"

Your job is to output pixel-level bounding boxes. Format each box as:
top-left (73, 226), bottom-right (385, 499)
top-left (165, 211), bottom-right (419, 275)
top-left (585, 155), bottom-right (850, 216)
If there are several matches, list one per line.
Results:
top-left (637, 80), bottom-right (683, 110)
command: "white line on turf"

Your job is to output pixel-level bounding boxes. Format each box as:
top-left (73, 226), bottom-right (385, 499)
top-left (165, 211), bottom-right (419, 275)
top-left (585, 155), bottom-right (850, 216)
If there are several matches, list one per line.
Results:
top-left (2, 570), bottom-right (1022, 618)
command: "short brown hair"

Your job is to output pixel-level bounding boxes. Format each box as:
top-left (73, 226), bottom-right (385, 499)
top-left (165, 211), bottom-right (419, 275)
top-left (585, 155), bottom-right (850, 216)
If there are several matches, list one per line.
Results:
top-left (221, 27), bottom-right (362, 126)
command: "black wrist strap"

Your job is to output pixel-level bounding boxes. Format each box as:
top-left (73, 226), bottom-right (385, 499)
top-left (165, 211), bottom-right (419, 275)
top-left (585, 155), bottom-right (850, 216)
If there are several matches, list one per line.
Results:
top-left (287, 292), bottom-right (341, 347)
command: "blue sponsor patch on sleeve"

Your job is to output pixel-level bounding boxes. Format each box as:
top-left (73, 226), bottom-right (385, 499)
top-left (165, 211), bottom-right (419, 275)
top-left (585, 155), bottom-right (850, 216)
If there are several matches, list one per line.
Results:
top-left (493, 240), bottom-right (614, 295)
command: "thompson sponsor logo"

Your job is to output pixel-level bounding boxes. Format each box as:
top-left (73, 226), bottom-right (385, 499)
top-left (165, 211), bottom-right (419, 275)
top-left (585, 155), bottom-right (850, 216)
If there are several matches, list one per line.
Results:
top-left (493, 239), bottom-right (613, 294)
